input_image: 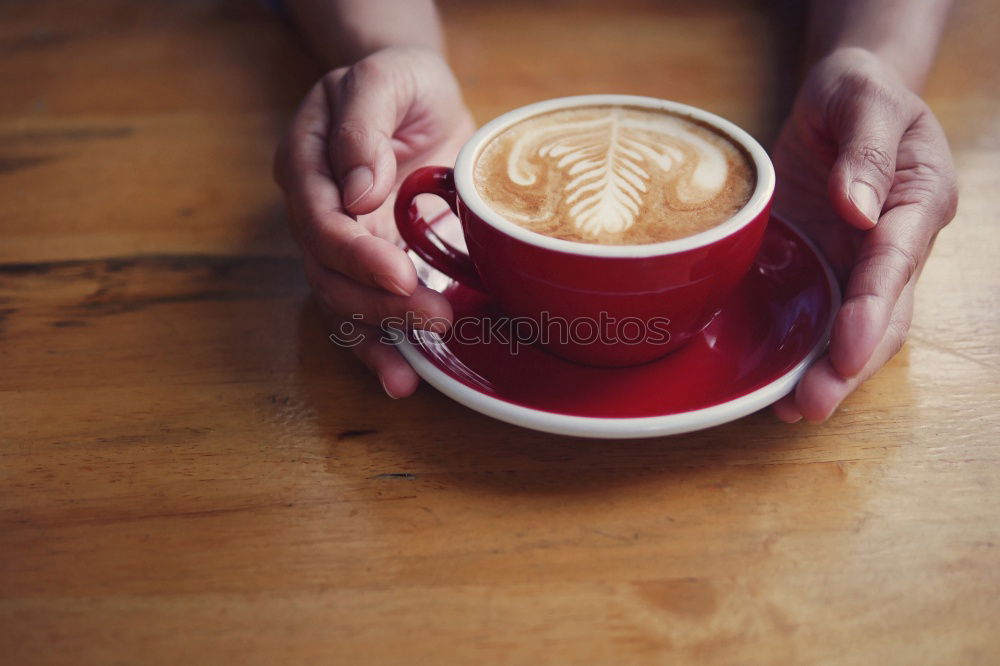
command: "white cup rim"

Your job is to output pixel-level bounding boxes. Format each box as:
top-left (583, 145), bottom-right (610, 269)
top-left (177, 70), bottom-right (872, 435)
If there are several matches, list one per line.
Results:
top-left (454, 94), bottom-right (775, 258)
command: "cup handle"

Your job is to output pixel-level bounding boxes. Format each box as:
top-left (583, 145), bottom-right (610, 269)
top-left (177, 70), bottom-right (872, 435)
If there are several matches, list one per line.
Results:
top-left (394, 166), bottom-right (484, 291)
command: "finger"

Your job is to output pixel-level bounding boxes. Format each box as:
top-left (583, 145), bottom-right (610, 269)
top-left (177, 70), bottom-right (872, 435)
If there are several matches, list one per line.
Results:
top-left (321, 311), bottom-right (420, 399)
top-left (827, 84), bottom-right (918, 229)
top-left (276, 82), bottom-right (418, 296)
top-left (828, 201), bottom-right (932, 378)
top-left (354, 336), bottom-right (421, 399)
top-left (324, 57), bottom-right (406, 215)
top-left (793, 282), bottom-right (914, 422)
top-left (338, 325), bottom-right (420, 400)
top-left (771, 396), bottom-right (803, 423)
top-left (304, 254), bottom-right (452, 332)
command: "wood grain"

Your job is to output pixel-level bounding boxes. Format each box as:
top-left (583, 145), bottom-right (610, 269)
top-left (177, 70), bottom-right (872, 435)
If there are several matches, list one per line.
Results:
top-left (1, 1), bottom-right (998, 664)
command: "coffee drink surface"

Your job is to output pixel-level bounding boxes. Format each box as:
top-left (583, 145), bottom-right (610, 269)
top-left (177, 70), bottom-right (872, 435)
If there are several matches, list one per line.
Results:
top-left (474, 105), bottom-right (756, 245)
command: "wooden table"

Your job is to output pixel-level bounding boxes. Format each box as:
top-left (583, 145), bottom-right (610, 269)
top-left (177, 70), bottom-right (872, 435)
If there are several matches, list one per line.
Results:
top-left (2, 1), bottom-right (998, 663)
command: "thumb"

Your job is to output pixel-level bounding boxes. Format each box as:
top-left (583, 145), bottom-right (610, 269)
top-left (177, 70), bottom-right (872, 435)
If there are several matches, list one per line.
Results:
top-left (323, 57), bottom-right (405, 215)
top-left (827, 87), bottom-right (914, 230)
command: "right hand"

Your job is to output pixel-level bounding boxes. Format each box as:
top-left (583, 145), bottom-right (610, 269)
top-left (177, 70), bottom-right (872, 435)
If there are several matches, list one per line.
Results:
top-left (274, 47), bottom-right (475, 398)
top-left (768, 48), bottom-right (958, 422)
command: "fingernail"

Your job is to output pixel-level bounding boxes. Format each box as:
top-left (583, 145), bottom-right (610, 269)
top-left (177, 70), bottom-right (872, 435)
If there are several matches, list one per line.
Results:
top-left (428, 320), bottom-right (449, 335)
top-left (372, 273), bottom-right (412, 297)
top-left (850, 182), bottom-right (881, 226)
top-left (380, 376), bottom-right (400, 399)
top-left (343, 165), bottom-right (374, 210)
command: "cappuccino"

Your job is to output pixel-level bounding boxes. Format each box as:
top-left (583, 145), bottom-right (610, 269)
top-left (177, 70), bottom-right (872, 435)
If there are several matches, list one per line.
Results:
top-left (474, 105), bottom-right (755, 245)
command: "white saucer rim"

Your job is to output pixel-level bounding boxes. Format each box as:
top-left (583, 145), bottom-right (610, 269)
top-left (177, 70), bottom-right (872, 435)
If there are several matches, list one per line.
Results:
top-left (396, 218), bottom-right (841, 439)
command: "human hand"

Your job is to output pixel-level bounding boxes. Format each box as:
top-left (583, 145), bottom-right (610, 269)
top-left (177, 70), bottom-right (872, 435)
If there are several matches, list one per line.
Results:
top-left (274, 47), bottom-right (475, 398)
top-left (770, 47), bottom-right (958, 422)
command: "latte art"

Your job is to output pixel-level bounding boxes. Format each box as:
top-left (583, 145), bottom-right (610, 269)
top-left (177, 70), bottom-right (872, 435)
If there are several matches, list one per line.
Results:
top-left (506, 110), bottom-right (727, 235)
top-left (474, 105), bottom-right (755, 244)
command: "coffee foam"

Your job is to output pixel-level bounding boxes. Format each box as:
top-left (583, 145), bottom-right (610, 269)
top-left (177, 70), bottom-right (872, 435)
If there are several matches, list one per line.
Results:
top-left (474, 105), bottom-right (756, 245)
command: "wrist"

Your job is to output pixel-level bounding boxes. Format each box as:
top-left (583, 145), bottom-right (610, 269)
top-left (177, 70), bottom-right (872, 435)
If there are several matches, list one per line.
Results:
top-left (336, 39), bottom-right (445, 69)
top-left (805, 0), bottom-right (952, 93)
top-left (287, 0), bottom-right (445, 71)
top-left (822, 44), bottom-right (925, 93)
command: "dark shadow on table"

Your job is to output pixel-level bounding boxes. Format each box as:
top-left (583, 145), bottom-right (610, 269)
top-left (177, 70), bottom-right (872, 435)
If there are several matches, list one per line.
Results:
top-left (291, 301), bottom-right (895, 500)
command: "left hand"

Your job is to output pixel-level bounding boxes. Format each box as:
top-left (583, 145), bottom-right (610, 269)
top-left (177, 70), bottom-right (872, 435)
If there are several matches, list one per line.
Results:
top-left (273, 47), bottom-right (475, 398)
top-left (770, 47), bottom-right (958, 422)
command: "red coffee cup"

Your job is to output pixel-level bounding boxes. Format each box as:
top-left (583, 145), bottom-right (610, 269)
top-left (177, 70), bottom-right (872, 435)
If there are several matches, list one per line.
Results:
top-left (395, 95), bottom-right (775, 366)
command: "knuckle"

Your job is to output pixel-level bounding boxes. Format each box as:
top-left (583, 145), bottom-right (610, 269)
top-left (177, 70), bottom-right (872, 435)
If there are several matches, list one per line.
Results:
top-left (333, 120), bottom-right (368, 146)
top-left (841, 65), bottom-right (907, 111)
top-left (922, 173), bottom-right (960, 225)
top-left (331, 121), bottom-right (390, 172)
top-left (942, 176), bottom-right (960, 223)
top-left (836, 68), bottom-right (876, 97)
top-left (903, 161), bottom-right (960, 225)
top-left (833, 69), bottom-right (880, 105)
top-left (856, 144), bottom-right (896, 182)
top-left (867, 83), bottom-right (907, 117)
top-left (858, 242), bottom-right (920, 289)
top-left (884, 243), bottom-right (921, 283)
top-left (332, 120), bottom-right (389, 153)
top-left (345, 57), bottom-right (388, 91)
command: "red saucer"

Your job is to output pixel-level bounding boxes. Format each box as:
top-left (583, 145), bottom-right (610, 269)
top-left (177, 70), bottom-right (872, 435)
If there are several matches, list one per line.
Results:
top-left (397, 216), bottom-right (839, 438)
